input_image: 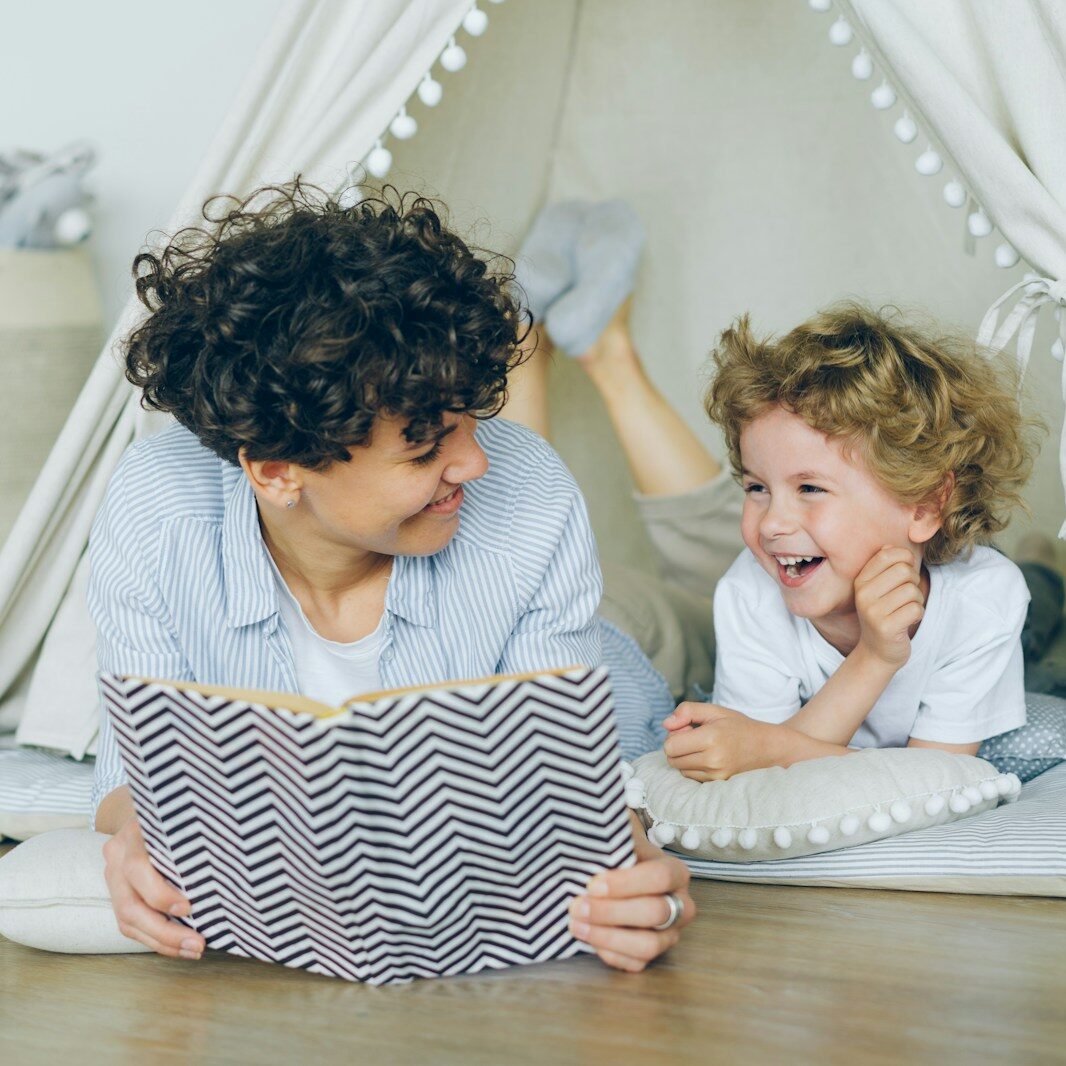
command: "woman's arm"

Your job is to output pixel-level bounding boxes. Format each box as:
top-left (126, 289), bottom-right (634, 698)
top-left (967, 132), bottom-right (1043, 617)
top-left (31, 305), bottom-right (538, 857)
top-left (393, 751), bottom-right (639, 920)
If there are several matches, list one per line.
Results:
top-left (88, 452), bottom-right (203, 958)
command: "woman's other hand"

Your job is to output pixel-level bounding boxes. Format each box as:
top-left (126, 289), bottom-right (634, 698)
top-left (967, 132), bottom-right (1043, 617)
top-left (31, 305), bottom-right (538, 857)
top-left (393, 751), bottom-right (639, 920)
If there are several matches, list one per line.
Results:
top-left (568, 814), bottom-right (695, 972)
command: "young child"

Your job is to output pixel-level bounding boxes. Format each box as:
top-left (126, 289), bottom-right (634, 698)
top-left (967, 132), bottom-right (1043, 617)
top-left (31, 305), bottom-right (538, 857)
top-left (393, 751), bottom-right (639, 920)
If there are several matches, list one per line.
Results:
top-left (661, 304), bottom-right (1043, 780)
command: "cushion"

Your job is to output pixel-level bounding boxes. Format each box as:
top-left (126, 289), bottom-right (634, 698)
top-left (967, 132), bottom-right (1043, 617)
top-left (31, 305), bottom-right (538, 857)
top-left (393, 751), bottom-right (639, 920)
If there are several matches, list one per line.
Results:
top-left (978, 691), bottom-right (1066, 782)
top-left (683, 760), bottom-right (1066, 896)
top-left (624, 747), bottom-right (1019, 862)
top-left (0, 828), bottom-right (150, 953)
top-left (0, 749), bottom-right (92, 841)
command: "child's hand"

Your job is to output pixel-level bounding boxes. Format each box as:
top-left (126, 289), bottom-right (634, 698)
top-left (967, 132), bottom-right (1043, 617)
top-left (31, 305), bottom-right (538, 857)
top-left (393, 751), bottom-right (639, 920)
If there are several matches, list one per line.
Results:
top-left (661, 702), bottom-right (787, 781)
top-left (854, 546), bottom-right (925, 668)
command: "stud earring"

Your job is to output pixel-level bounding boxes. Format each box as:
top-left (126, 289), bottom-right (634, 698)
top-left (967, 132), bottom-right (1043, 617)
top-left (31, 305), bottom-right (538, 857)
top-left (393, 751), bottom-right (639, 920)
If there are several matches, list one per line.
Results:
top-left (286, 499), bottom-right (297, 510)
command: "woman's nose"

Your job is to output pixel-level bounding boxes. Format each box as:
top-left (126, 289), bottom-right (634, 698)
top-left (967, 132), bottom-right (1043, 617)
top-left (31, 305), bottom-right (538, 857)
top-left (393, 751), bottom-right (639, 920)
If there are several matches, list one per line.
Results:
top-left (444, 418), bottom-right (489, 484)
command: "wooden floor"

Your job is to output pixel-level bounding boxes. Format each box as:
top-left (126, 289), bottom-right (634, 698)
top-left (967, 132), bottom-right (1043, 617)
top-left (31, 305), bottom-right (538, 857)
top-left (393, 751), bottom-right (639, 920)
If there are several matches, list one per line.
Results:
top-left (2, 865), bottom-right (1064, 1066)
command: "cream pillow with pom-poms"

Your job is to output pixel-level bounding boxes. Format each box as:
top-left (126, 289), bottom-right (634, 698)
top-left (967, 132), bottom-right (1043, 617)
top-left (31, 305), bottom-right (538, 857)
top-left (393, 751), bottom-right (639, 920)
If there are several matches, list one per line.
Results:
top-left (624, 748), bottom-right (1020, 862)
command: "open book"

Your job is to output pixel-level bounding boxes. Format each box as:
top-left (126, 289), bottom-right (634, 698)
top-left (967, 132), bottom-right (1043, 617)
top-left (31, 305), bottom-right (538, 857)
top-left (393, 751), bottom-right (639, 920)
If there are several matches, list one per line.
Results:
top-left (100, 664), bottom-right (634, 985)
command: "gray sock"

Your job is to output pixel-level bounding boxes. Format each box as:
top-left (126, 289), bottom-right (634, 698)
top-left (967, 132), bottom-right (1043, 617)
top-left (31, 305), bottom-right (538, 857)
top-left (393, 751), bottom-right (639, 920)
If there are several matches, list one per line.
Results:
top-left (545, 201), bottom-right (644, 356)
top-left (511, 200), bottom-right (592, 322)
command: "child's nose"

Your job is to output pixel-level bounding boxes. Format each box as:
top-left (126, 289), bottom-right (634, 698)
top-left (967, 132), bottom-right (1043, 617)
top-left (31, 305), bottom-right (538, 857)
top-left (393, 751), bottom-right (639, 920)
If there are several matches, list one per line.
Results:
top-left (759, 495), bottom-right (798, 539)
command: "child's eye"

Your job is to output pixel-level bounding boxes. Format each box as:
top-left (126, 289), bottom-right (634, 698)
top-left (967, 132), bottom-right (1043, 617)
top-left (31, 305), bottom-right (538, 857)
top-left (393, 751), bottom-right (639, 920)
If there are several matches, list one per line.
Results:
top-left (411, 442), bottom-right (442, 467)
top-left (799, 484), bottom-right (825, 494)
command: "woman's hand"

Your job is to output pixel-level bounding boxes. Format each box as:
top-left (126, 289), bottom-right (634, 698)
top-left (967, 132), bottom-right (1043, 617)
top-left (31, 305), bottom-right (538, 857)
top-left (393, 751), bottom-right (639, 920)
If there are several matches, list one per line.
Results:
top-left (662, 702), bottom-right (789, 780)
top-left (568, 814), bottom-right (695, 972)
top-left (101, 800), bottom-right (204, 960)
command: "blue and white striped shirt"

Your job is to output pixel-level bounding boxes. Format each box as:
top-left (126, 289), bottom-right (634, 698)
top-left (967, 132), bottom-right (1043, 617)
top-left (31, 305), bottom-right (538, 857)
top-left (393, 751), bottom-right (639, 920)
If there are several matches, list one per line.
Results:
top-left (88, 417), bottom-right (672, 818)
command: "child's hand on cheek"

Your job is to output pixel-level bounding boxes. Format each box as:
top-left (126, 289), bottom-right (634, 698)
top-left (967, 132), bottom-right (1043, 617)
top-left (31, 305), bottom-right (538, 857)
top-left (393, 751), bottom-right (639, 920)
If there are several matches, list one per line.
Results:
top-left (661, 702), bottom-right (788, 781)
top-left (854, 546), bottom-right (926, 668)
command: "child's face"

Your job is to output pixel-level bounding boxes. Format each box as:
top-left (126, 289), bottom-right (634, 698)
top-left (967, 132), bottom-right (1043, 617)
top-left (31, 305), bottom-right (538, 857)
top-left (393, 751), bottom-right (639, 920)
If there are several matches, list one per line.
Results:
top-left (738, 405), bottom-right (927, 625)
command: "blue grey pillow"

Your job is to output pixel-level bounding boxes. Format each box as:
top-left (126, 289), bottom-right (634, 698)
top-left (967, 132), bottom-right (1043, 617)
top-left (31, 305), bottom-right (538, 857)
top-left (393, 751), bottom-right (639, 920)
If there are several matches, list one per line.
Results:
top-left (978, 693), bottom-right (1066, 782)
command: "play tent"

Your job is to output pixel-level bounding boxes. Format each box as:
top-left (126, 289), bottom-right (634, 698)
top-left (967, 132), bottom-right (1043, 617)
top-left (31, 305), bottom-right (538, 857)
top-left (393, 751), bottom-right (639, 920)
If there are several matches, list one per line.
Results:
top-left (2, 0), bottom-right (1066, 758)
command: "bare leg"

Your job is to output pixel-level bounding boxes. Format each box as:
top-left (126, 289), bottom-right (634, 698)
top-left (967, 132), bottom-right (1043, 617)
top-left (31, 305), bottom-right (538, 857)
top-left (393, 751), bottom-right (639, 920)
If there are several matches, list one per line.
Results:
top-left (577, 300), bottom-right (721, 497)
top-left (501, 325), bottom-right (553, 439)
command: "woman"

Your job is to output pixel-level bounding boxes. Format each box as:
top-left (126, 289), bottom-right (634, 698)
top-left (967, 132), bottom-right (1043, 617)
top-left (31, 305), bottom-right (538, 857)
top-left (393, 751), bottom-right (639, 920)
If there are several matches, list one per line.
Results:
top-left (90, 181), bottom-right (693, 974)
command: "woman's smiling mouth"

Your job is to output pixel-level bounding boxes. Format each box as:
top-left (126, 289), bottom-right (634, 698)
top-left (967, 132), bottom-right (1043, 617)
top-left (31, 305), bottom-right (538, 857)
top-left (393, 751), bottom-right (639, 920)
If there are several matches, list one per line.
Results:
top-left (423, 485), bottom-right (464, 514)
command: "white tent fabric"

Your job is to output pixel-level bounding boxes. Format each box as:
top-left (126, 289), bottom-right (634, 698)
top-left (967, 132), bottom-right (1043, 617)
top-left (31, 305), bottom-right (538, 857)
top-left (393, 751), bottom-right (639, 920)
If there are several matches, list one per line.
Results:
top-left (845, 0), bottom-right (1066, 533)
top-left (0, 0), bottom-right (482, 752)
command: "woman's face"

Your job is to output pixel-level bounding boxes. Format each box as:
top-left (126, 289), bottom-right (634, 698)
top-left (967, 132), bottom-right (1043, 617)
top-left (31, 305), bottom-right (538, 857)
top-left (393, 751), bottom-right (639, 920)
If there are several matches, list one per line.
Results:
top-left (285, 411), bottom-right (489, 558)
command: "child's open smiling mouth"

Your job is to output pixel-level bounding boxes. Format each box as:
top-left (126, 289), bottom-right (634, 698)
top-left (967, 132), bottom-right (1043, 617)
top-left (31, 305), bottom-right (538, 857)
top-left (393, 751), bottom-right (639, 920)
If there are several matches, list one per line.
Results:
top-left (772, 553), bottom-right (825, 588)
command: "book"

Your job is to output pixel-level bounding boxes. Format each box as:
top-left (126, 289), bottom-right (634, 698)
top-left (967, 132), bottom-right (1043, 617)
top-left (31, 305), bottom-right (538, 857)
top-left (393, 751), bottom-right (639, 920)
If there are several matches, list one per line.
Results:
top-left (100, 664), bottom-right (635, 985)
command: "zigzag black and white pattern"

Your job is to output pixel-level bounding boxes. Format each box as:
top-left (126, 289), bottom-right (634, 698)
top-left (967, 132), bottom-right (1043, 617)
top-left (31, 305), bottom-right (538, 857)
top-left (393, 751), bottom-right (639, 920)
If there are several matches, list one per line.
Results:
top-left (101, 666), bottom-right (634, 984)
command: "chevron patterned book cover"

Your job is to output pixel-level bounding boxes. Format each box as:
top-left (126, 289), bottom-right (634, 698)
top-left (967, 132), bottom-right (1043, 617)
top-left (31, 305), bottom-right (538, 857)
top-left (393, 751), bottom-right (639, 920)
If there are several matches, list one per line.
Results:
top-left (100, 664), bottom-right (635, 985)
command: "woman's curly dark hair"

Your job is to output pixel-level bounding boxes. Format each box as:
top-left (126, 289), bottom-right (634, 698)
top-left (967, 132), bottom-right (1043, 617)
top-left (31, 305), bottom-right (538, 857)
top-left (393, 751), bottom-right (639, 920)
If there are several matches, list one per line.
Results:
top-left (125, 178), bottom-right (526, 467)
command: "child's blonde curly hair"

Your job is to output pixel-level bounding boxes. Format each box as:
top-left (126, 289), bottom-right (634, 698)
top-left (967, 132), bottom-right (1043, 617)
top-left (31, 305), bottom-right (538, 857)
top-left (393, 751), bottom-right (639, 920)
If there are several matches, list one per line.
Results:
top-left (703, 302), bottom-right (1044, 565)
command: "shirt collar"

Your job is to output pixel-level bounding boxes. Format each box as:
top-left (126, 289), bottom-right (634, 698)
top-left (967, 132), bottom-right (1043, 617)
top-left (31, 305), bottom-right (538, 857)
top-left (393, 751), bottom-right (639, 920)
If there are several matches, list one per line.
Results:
top-left (386, 553), bottom-right (437, 629)
top-left (221, 462), bottom-right (279, 628)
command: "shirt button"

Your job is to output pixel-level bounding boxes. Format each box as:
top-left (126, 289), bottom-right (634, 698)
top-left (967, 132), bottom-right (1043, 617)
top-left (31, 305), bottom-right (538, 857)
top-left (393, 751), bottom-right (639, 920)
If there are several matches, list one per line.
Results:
top-left (381, 648), bottom-right (394, 664)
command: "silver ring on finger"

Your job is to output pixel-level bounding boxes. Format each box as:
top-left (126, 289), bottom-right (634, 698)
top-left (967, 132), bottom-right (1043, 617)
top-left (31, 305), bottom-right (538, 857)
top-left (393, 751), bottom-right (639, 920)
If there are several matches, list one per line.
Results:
top-left (651, 890), bottom-right (684, 931)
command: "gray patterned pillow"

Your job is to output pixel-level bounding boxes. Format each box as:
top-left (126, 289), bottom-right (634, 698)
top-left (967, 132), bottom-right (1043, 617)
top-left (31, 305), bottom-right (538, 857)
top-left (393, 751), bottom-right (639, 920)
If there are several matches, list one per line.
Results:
top-left (978, 692), bottom-right (1066, 782)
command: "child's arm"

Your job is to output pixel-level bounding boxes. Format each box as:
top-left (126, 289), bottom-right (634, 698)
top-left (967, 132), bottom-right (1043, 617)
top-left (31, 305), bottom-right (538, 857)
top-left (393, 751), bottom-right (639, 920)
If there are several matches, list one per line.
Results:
top-left (784, 547), bottom-right (923, 745)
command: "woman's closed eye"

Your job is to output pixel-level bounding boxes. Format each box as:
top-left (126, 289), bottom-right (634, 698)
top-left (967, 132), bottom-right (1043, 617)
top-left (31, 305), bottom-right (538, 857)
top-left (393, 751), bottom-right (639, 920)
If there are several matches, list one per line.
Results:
top-left (743, 483), bottom-right (765, 495)
top-left (411, 441), bottom-right (442, 467)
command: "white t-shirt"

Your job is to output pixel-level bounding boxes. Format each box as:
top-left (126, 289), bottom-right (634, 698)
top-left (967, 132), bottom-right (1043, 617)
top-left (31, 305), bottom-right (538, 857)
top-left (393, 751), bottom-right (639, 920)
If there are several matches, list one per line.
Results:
top-left (268, 555), bottom-right (383, 707)
top-left (711, 546), bottom-right (1029, 747)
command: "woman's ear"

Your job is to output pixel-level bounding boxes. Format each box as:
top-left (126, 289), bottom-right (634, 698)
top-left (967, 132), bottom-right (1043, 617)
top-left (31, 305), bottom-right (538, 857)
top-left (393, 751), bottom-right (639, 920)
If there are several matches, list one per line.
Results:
top-left (909, 472), bottom-right (955, 545)
top-left (239, 448), bottom-right (303, 510)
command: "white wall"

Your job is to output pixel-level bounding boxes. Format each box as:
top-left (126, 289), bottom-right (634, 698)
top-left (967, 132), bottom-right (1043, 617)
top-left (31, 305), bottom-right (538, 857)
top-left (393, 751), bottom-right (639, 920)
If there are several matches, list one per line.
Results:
top-left (0, 0), bottom-right (283, 326)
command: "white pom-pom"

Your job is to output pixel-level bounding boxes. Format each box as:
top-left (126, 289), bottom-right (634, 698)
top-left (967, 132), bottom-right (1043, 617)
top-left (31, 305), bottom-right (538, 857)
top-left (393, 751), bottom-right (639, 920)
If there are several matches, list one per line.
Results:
top-left (773, 827), bottom-right (793, 849)
top-left (942, 180), bottom-right (967, 208)
top-left (994, 242), bottom-right (1020, 269)
top-left (680, 827), bottom-right (701, 850)
top-left (995, 775), bottom-right (1014, 797)
top-left (808, 0), bottom-right (832, 10)
top-left (839, 814), bottom-right (860, 836)
top-left (889, 800), bottom-right (912, 824)
top-left (463, 5), bottom-right (489, 36)
top-left (338, 186), bottom-right (364, 210)
top-left (967, 209), bottom-right (992, 238)
top-left (828, 17), bottom-right (853, 45)
top-left (870, 82), bottom-right (896, 110)
top-left (54, 207), bottom-right (91, 246)
top-left (620, 762), bottom-right (634, 783)
top-left (807, 825), bottom-right (830, 846)
top-left (624, 783), bottom-right (645, 809)
top-left (893, 113), bottom-right (918, 144)
top-left (962, 786), bottom-right (983, 806)
top-left (366, 143), bottom-right (393, 180)
top-left (915, 148), bottom-right (942, 176)
top-left (738, 828), bottom-right (758, 850)
top-left (655, 822), bottom-right (677, 845)
top-left (417, 74), bottom-right (443, 107)
top-left (711, 827), bottom-right (734, 848)
top-left (1052, 338), bottom-right (1065, 362)
top-left (440, 38), bottom-right (467, 72)
top-left (978, 779), bottom-right (999, 801)
top-left (924, 795), bottom-right (946, 817)
top-left (949, 793), bottom-right (971, 814)
top-left (868, 811), bottom-right (892, 833)
top-left (389, 109), bottom-right (418, 140)
top-left (1007, 773), bottom-right (1022, 796)
top-left (851, 50), bottom-right (873, 80)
